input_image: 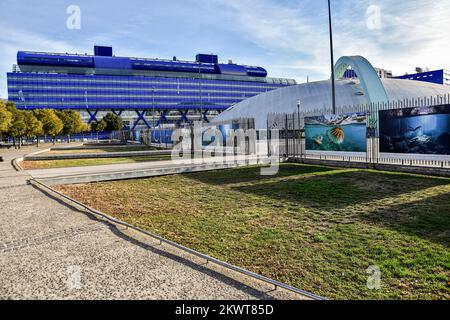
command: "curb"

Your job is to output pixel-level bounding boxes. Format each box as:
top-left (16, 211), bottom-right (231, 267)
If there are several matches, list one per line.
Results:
top-left (12, 157), bottom-right (24, 171)
top-left (12, 147), bottom-right (52, 171)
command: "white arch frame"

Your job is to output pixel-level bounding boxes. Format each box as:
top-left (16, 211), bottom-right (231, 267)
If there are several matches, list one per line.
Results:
top-left (334, 56), bottom-right (389, 104)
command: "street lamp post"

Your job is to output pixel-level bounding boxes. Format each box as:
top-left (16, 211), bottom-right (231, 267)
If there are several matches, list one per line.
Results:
top-left (152, 86), bottom-right (155, 128)
top-left (297, 99), bottom-right (301, 158)
top-left (199, 62), bottom-right (203, 124)
top-left (328, 0), bottom-right (336, 114)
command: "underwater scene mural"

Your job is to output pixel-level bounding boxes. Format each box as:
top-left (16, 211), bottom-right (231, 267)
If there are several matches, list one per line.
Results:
top-left (379, 105), bottom-right (450, 155)
top-left (305, 113), bottom-right (367, 152)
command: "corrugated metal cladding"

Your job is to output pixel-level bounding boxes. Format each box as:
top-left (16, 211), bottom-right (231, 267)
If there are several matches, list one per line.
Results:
top-left (16, 46), bottom-right (268, 78)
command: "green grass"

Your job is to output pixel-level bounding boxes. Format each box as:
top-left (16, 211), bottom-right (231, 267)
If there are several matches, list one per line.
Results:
top-left (21, 155), bottom-right (172, 169)
top-left (55, 164), bottom-right (450, 299)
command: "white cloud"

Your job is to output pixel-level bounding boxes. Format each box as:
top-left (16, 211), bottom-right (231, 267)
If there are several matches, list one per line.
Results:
top-left (0, 25), bottom-right (81, 98)
top-left (210, 0), bottom-right (450, 81)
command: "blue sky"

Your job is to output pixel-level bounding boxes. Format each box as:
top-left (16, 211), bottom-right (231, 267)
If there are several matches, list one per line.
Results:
top-left (1, 0), bottom-right (449, 99)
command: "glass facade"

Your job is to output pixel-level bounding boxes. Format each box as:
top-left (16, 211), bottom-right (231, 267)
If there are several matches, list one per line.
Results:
top-left (7, 72), bottom-right (289, 110)
top-left (7, 47), bottom-right (296, 127)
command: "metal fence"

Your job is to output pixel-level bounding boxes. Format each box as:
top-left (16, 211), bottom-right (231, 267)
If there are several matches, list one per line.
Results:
top-left (268, 94), bottom-right (450, 169)
top-left (1, 131), bottom-right (111, 148)
top-left (112, 128), bottom-right (174, 149)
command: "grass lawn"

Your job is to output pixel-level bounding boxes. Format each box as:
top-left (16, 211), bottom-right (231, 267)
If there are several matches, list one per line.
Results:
top-left (21, 155), bottom-right (172, 169)
top-left (55, 163), bottom-right (450, 299)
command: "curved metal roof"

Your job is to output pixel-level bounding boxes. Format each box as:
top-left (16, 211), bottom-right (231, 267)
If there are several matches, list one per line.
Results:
top-left (212, 78), bottom-right (450, 129)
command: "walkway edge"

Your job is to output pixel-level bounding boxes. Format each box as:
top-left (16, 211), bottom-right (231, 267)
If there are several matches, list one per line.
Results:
top-left (29, 178), bottom-right (326, 301)
top-left (12, 157), bottom-right (24, 171)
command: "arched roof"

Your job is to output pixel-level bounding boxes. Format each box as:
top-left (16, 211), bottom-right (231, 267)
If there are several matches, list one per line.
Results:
top-left (334, 56), bottom-right (389, 104)
top-left (212, 78), bottom-right (450, 129)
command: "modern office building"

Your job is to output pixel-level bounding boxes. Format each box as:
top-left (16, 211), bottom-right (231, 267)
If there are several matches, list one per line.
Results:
top-left (6, 46), bottom-right (296, 129)
top-left (394, 69), bottom-right (450, 86)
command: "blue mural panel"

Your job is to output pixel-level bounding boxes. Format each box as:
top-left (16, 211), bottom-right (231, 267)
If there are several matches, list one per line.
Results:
top-left (379, 105), bottom-right (450, 155)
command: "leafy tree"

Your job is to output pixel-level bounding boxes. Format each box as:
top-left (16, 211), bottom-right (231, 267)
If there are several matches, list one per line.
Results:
top-left (0, 101), bottom-right (13, 135)
top-left (56, 110), bottom-right (83, 143)
top-left (34, 109), bottom-right (63, 145)
top-left (23, 112), bottom-right (43, 147)
top-left (102, 112), bottom-right (123, 139)
top-left (91, 119), bottom-right (107, 141)
top-left (81, 123), bottom-right (91, 132)
top-left (5, 101), bottom-right (17, 113)
top-left (8, 110), bottom-right (27, 148)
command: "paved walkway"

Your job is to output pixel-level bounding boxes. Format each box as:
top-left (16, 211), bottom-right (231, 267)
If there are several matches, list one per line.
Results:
top-left (0, 146), bottom-right (298, 299)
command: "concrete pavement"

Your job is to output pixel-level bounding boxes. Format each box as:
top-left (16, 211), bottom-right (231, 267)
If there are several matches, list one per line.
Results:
top-left (0, 146), bottom-right (301, 299)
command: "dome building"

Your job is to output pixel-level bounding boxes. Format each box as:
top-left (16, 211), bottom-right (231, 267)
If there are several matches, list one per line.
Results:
top-left (212, 56), bottom-right (450, 129)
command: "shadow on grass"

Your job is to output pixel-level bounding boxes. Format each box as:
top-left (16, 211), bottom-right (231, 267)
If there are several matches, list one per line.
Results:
top-left (231, 169), bottom-right (450, 210)
top-left (187, 163), bottom-right (339, 185)
top-left (362, 191), bottom-right (450, 247)
top-left (30, 183), bottom-right (279, 300)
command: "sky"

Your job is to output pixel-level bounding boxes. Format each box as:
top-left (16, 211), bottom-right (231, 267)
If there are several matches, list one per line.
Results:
top-left (0, 0), bottom-right (449, 99)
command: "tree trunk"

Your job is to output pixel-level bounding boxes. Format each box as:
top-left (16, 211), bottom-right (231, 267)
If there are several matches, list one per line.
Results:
top-left (36, 136), bottom-right (39, 148)
top-left (53, 136), bottom-right (56, 145)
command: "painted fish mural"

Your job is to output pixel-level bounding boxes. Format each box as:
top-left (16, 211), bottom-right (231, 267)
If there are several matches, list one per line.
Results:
top-left (305, 113), bottom-right (367, 152)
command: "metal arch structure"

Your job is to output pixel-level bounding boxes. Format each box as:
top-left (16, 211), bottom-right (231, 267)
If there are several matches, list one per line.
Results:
top-left (334, 55), bottom-right (389, 104)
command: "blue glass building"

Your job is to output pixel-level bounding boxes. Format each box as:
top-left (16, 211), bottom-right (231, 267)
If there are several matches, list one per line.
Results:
top-left (394, 69), bottom-right (450, 86)
top-left (7, 46), bottom-right (296, 129)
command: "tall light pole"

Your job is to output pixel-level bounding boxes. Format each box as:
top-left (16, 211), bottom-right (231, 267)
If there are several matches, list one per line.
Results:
top-left (328, 0), bottom-right (336, 114)
top-left (152, 86), bottom-right (155, 127)
top-left (199, 62), bottom-right (203, 124)
top-left (297, 99), bottom-right (301, 158)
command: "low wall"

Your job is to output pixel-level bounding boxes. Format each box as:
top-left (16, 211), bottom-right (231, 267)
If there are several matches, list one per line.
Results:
top-left (38, 158), bottom-right (269, 185)
top-left (24, 150), bottom-right (173, 161)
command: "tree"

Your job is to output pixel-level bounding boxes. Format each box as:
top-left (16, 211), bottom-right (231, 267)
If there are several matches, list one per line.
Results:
top-left (0, 101), bottom-right (13, 136)
top-left (23, 112), bottom-right (43, 147)
top-left (8, 110), bottom-right (27, 149)
top-left (81, 123), bottom-right (91, 132)
top-left (91, 119), bottom-right (107, 141)
top-left (34, 109), bottom-right (63, 145)
top-left (56, 110), bottom-right (83, 143)
top-left (5, 101), bottom-right (17, 113)
top-left (102, 112), bottom-right (123, 139)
